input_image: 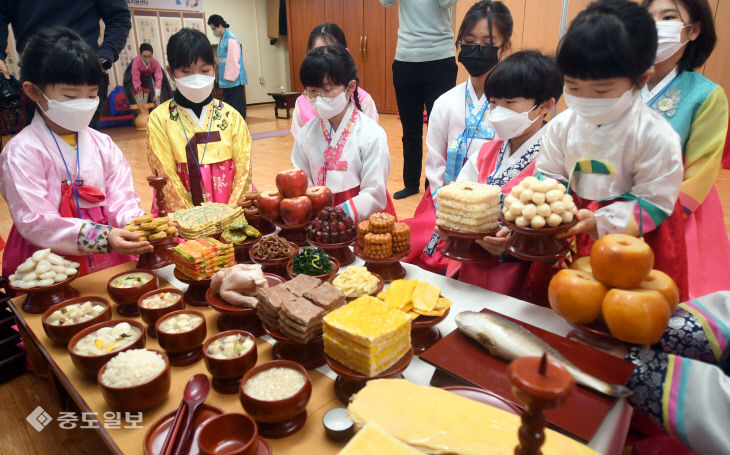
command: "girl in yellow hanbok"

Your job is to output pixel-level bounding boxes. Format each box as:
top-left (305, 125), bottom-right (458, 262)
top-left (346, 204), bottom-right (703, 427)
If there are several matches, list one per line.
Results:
top-left (146, 28), bottom-right (252, 212)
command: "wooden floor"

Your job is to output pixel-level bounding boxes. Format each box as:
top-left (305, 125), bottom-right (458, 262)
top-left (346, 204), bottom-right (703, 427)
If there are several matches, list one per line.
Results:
top-left (0, 103), bottom-right (729, 454)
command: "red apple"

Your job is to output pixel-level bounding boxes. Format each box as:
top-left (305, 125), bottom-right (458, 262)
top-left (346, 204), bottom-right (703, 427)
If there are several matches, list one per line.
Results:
top-left (257, 191), bottom-right (283, 221)
top-left (280, 196), bottom-right (313, 225)
top-left (305, 186), bottom-right (333, 216)
top-left (275, 168), bottom-right (308, 198)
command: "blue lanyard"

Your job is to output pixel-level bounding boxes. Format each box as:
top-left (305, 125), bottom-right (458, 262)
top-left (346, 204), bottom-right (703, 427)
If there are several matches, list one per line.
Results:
top-left (487, 141), bottom-right (509, 185)
top-left (46, 123), bottom-right (82, 219)
top-left (463, 80), bottom-right (488, 161)
top-left (175, 103), bottom-right (214, 172)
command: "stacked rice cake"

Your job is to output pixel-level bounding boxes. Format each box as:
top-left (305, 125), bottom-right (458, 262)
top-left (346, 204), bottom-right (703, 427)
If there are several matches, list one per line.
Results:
top-left (436, 181), bottom-right (501, 233)
top-left (172, 237), bottom-right (235, 280)
top-left (323, 296), bottom-right (411, 376)
top-left (257, 277), bottom-right (345, 341)
top-left (169, 203), bottom-right (243, 239)
top-left (279, 297), bottom-right (325, 343)
top-left (256, 285), bottom-right (296, 329)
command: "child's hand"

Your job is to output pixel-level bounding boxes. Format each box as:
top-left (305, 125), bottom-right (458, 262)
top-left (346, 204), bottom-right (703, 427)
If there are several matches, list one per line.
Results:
top-left (476, 226), bottom-right (511, 255)
top-left (109, 228), bottom-right (153, 255)
top-left (557, 209), bottom-right (597, 239)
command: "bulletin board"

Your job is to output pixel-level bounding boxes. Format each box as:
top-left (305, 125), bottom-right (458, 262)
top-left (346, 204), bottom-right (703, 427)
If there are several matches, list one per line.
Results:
top-left (114, 8), bottom-right (206, 89)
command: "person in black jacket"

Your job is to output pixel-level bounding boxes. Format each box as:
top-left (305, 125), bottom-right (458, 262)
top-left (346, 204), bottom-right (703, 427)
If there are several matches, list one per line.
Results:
top-left (0, 0), bottom-right (131, 127)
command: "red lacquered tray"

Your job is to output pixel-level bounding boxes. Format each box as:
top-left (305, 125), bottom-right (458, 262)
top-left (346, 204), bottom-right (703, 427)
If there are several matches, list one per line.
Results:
top-left (419, 308), bottom-right (635, 442)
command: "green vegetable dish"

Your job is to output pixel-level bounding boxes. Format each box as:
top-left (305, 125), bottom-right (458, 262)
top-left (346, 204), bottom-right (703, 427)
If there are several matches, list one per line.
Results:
top-left (292, 248), bottom-right (332, 276)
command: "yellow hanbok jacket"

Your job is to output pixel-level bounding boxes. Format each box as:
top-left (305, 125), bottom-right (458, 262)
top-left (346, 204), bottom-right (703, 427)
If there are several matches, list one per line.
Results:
top-left (146, 98), bottom-right (252, 212)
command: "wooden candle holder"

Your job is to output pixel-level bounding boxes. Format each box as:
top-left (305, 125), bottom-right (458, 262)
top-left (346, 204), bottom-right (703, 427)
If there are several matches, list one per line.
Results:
top-left (507, 354), bottom-right (574, 455)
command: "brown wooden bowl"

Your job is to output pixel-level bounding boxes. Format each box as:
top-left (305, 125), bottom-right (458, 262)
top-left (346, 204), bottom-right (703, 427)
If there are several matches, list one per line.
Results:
top-left (325, 347), bottom-right (414, 404)
top-left (98, 349), bottom-right (171, 412)
top-left (262, 323), bottom-right (325, 370)
top-left (353, 246), bottom-right (410, 283)
top-left (500, 213), bottom-right (577, 263)
top-left (273, 219), bottom-right (310, 246)
top-left (9, 272), bottom-right (80, 314)
top-left (106, 269), bottom-right (159, 317)
top-left (155, 309), bottom-right (207, 367)
top-left (233, 236), bottom-right (261, 264)
top-left (41, 296), bottom-right (112, 346)
top-left (249, 241), bottom-right (299, 276)
top-left (327, 271), bottom-right (385, 301)
top-left (306, 234), bottom-right (356, 266)
top-left (68, 319), bottom-right (146, 378)
top-left (286, 256), bottom-right (340, 282)
top-left (136, 234), bottom-right (177, 270)
top-left (137, 288), bottom-right (185, 338)
top-left (438, 225), bottom-right (499, 263)
top-left (198, 413), bottom-right (259, 455)
top-left (172, 268), bottom-right (211, 308)
top-left (202, 330), bottom-right (258, 394)
top-left (411, 307), bottom-right (450, 354)
top-left (144, 404), bottom-right (223, 455)
top-left (239, 360), bottom-right (312, 438)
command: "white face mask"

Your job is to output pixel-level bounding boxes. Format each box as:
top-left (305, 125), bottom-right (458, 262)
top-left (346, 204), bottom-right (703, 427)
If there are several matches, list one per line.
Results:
top-left (40, 92), bottom-right (99, 132)
top-left (655, 21), bottom-right (691, 64)
top-left (487, 105), bottom-right (539, 140)
top-left (312, 90), bottom-right (349, 120)
top-left (174, 74), bottom-right (215, 103)
top-left (564, 89), bottom-right (637, 125)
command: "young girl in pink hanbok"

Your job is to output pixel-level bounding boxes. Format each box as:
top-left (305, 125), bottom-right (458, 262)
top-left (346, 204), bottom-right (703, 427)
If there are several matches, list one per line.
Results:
top-left (291, 45), bottom-right (393, 223)
top-left (449, 50), bottom-right (563, 294)
top-left (290, 23), bottom-right (378, 138)
top-left (0, 27), bottom-right (151, 283)
top-left (404, 0), bottom-right (512, 273)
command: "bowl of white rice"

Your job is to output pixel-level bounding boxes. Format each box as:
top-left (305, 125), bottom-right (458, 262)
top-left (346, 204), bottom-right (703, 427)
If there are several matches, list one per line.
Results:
top-left (98, 348), bottom-right (170, 411)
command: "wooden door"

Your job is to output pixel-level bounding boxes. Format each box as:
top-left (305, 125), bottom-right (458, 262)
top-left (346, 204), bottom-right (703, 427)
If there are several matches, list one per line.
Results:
top-left (383, 4), bottom-right (400, 114)
top-left (360, 0), bottom-right (388, 110)
top-left (286, 0), bottom-right (358, 92)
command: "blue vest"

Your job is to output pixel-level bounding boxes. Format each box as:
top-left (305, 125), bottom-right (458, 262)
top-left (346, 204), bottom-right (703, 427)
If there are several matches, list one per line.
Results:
top-left (217, 28), bottom-right (247, 88)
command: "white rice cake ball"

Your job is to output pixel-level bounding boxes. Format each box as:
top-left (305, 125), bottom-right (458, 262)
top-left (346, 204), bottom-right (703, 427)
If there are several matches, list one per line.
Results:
top-left (530, 215), bottom-right (546, 229)
top-left (547, 213), bottom-right (563, 227)
top-left (509, 200), bottom-right (524, 216)
top-left (550, 201), bottom-right (565, 214)
top-left (515, 216), bottom-right (529, 227)
top-left (519, 189), bottom-right (534, 203)
top-left (531, 192), bottom-right (546, 205)
top-left (522, 203), bottom-right (537, 220)
top-left (562, 210), bottom-right (574, 223)
top-left (536, 203), bottom-right (551, 218)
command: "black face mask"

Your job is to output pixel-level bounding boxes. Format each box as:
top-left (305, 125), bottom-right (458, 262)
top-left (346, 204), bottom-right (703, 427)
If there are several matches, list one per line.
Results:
top-left (458, 43), bottom-right (500, 77)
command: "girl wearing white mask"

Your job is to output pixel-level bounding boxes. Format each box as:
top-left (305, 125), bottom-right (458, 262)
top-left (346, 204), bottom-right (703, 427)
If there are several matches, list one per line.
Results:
top-left (641, 0), bottom-right (729, 299)
top-left (530, 0), bottom-right (687, 306)
top-left (0, 26), bottom-right (151, 285)
top-left (448, 51), bottom-right (562, 294)
top-left (290, 23), bottom-right (379, 138)
top-left (291, 45), bottom-right (393, 222)
top-left (146, 28), bottom-right (252, 212)
top-left (404, 1), bottom-right (512, 274)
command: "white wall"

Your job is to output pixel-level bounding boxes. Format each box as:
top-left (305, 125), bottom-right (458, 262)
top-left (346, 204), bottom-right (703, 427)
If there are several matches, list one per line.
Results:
top-left (204, 0), bottom-right (290, 104)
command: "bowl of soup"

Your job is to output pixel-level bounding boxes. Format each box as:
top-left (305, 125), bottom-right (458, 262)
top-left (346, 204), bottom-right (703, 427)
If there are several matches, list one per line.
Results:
top-left (156, 310), bottom-right (207, 367)
top-left (137, 289), bottom-right (185, 338)
top-left (202, 331), bottom-right (257, 394)
top-left (68, 319), bottom-right (146, 378)
top-left (239, 360), bottom-right (311, 437)
top-left (107, 269), bottom-right (158, 316)
top-left (42, 297), bottom-right (111, 345)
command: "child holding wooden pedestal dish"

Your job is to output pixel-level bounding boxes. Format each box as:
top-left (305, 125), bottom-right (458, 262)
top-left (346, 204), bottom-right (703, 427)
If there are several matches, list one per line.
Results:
top-left (0, 27), bottom-right (151, 285)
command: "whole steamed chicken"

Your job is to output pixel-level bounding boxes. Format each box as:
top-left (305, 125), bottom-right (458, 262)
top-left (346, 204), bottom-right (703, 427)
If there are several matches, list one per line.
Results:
top-left (211, 264), bottom-right (268, 308)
